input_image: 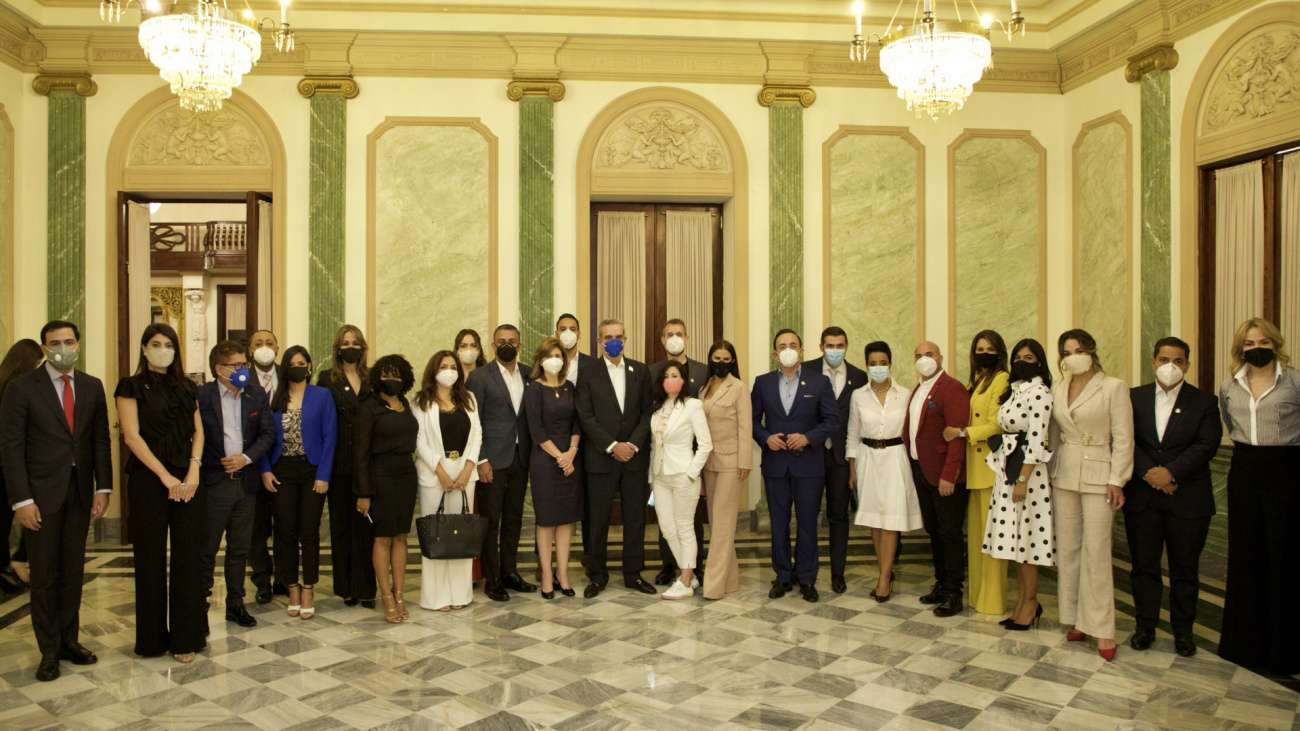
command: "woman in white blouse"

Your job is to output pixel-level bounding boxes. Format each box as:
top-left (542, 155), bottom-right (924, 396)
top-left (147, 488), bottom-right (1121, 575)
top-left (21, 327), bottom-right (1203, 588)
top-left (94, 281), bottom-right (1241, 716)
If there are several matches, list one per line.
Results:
top-left (649, 361), bottom-right (713, 601)
top-left (847, 341), bottom-right (922, 602)
top-left (411, 351), bottom-right (482, 612)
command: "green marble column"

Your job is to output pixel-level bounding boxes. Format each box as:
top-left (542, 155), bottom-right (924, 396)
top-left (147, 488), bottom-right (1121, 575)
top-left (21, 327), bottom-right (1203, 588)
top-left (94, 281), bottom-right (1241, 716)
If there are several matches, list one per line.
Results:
top-left (308, 93), bottom-right (346, 370)
top-left (769, 101), bottom-right (803, 349)
top-left (519, 95), bottom-right (555, 350)
top-left (47, 91), bottom-right (86, 326)
top-left (1139, 70), bottom-right (1171, 384)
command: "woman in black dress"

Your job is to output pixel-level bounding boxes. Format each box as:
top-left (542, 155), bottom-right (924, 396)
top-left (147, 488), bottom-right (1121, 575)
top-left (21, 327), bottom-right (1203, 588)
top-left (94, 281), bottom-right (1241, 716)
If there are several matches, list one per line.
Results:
top-left (114, 324), bottom-right (206, 663)
top-left (525, 337), bottom-right (583, 599)
top-left (354, 354), bottom-right (419, 623)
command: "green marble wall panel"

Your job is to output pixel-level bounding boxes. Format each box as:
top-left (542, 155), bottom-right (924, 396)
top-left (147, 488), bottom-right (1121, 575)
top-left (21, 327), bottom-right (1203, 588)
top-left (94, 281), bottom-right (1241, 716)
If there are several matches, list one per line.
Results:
top-left (47, 91), bottom-right (86, 327)
top-left (1140, 70), bottom-right (1171, 385)
top-left (0, 114), bottom-right (10, 346)
top-left (1076, 121), bottom-right (1130, 379)
top-left (829, 133), bottom-right (918, 378)
top-left (953, 136), bottom-right (1042, 384)
top-left (769, 102), bottom-right (803, 350)
top-left (309, 94), bottom-right (347, 371)
top-left (374, 125), bottom-right (490, 376)
top-left (519, 97), bottom-right (554, 352)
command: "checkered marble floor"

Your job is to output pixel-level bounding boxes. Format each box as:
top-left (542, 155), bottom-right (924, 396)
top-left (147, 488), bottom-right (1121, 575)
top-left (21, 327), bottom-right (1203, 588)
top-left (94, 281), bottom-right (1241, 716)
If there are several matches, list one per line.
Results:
top-left (2, 551), bottom-right (1298, 731)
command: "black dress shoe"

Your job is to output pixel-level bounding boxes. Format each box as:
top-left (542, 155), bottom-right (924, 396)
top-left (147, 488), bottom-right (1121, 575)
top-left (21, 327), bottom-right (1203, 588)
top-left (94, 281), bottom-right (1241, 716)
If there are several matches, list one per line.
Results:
top-left (769, 581), bottom-right (793, 599)
top-left (654, 568), bottom-right (675, 586)
top-left (485, 581), bottom-right (510, 602)
top-left (255, 585), bottom-right (273, 604)
top-left (932, 592), bottom-right (964, 617)
top-left (272, 582), bottom-right (290, 597)
top-left (226, 604), bottom-right (258, 627)
top-left (625, 577), bottom-right (656, 594)
top-left (584, 583), bottom-right (604, 598)
top-left (360, 599), bottom-right (375, 609)
top-left (831, 575), bottom-right (847, 594)
top-left (1174, 633), bottom-right (1197, 657)
top-left (35, 655), bottom-right (59, 682)
top-left (801, 584), bottom-right (819, 603)
top-left (1129, 628), bottom-right (1155, 651)
top-left (59, 643), bottom-right (98, 665)
top-left (343, 597), bottom-right (359, 607)
top-left (919, 583), bottom-right (946, 604)
top-left (501, 573), bottom-right (537, 593)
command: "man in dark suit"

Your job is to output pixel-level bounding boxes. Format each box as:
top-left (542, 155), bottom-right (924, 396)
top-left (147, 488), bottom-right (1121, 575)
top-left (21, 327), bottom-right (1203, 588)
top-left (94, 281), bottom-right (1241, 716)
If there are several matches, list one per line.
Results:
top-left (466, 324), bottom-right (537, 601)
top-left (649, 318), bottom-right (711, 586)
top-left (902, 340), bottom-right (970, 617)
top-left (806, 326), bottom-right (867, 594)
top-left (246, 329), bottom-right (285, 604)
top-left (751, 329), bottom-right (840, 602)
top-left (0, 321), bottom-right (112, 681)
top-left (1124, 336), bottom-right (1222, 658)
top-left (197, 340), bottom-right (275, 629)
top-left (576, 318), bottom-right (655, 597)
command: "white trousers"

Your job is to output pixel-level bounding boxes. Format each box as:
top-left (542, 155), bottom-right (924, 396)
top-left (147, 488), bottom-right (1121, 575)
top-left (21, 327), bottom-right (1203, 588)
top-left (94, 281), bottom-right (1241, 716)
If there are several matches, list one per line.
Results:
top-left (653, 472), bottom-right (701, 570)
top-left (1052, 487), bottom-right (1115, 639)
top-left (418, 460), bottom-right (476, 610)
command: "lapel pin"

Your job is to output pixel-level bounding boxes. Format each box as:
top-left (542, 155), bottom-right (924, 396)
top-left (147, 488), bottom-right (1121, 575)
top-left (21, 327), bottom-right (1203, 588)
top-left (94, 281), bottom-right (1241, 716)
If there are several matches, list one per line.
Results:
top-left (1175, 408), bottom-right (1181, 414)
top-left (629, 367), bottom-right (634, 372)
top-left (800, 381), bottom-right (805, 386)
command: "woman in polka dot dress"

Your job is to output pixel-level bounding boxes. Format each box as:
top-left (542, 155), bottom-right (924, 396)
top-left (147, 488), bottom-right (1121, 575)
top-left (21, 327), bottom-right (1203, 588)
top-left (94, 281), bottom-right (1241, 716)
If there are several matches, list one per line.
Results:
top-left (983, 338), bottom-right (1055, 630)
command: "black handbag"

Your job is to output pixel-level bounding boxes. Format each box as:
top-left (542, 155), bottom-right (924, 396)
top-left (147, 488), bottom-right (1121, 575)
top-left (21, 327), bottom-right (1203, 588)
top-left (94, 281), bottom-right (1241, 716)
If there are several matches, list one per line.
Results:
top-left (415, 491), bottom-right (486, 561)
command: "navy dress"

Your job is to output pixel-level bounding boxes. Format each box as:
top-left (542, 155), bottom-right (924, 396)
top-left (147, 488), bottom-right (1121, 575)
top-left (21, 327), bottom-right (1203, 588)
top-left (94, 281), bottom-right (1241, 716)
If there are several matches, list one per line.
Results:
top-left (354, 395), bottom-right (419, 537)
top-left (526, 381), bottom-right (584, 527)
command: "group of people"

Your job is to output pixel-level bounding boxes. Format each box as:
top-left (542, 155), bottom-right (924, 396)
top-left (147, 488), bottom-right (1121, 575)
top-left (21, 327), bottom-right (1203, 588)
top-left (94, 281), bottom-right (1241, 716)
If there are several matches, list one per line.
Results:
top-left (1, 313), bottom-right (1296, 681)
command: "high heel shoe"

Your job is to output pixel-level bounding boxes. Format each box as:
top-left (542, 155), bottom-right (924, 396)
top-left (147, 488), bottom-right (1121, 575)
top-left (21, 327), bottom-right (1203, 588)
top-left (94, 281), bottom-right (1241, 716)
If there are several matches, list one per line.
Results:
top-left (1005, 603), bottom-right (1043, 631)
top-left (872, 571), bottom-right (895, 603)
top-left (541, 589), bottom-right (555, 600)
top-left (380, 593), bottom-right (401, 623)
top-left (1098, 645), bottom-right (1117, 661)
top-left (560, 586), bottom-right (576, 597)
top-left (287, 584), bottom-right (301, 618)
top-left (1066, 630), bottom-right (1086, 642)
top-left (393, 588), bottom-right (409, 620)
top-left (300, 586), bottom-right (315, 619)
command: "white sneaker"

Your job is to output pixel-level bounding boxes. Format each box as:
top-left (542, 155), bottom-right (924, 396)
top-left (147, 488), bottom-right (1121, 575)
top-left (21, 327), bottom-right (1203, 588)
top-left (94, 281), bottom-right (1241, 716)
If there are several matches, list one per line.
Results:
top-left (690, 578), bottom-right (700, 589)
top-left (661, 580), bottom-right (694, 600)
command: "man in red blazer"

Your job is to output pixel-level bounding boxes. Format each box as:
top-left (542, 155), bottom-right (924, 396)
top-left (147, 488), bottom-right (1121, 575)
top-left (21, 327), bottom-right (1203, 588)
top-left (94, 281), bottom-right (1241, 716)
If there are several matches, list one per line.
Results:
top-left (902, 341), bottom-right (970, 617)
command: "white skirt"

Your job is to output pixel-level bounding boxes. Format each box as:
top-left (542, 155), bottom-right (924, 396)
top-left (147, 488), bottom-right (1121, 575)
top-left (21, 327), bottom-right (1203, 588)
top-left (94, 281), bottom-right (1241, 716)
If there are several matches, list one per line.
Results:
top-left (418, 458), bottom-right (476, 610)
top-left (852, 443), bottom-right (924, 532)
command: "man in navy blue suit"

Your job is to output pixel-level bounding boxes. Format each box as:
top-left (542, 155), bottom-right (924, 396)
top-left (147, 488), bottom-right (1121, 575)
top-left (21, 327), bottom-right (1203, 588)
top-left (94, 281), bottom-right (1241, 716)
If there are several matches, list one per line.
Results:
top-left (752, 329), bottom-right (841, 602)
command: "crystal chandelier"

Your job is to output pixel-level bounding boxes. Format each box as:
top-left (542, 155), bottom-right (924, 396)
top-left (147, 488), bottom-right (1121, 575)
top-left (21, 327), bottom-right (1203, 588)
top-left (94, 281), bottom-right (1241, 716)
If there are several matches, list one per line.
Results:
top-left (101, 1), bottom-right (295, 113)
top-left (850, 0), bottom-right (1025, 120)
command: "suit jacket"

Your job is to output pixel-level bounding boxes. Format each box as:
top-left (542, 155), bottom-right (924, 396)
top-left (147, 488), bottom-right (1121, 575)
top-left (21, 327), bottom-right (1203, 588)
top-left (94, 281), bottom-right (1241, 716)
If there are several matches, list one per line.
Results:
top-left (902, 371), bottom-right (971, 485)
top-left (465, 360), bottom-right (532, 470)
top-left (701, 375), bottom-right (752, 472)
top-left (649, 398), bottom-right (713, 481)
top-left (317, 368), bottom-right (370, 476)
top-left (258, 385), bottom-right (338, 482)
top-left (569, 351), bottom-right (595, 382)
top-left (575, 356), bottom-right (653, 474)
top-left (198, 381), bottom-right (276, 491)
top-left (411, 393), bottom-right (483, 489)
top-left (1123, 382), bottom-right (1222, 518)
top-left (804, 357), bottom-right (868, 465)
top-left (1048, 373), bottom-right (1135, 493)
top-left (965, 371), bottom-right (1010, 491)
top-left (0, 365), bottom-right (113, 512)
top-left (649, 357), bottom-right (710, 398)
top-left (750, 368), bottom-right (840, 479)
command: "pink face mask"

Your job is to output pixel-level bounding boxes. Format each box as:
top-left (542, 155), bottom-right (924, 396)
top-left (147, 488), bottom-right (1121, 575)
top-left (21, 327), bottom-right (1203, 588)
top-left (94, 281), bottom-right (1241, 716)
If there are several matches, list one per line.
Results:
top-left (663, 379), bottom-right (684, 395)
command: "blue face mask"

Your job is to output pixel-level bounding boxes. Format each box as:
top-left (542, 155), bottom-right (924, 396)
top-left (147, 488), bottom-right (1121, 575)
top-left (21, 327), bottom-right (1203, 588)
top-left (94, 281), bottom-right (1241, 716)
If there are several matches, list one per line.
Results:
top-left (227, 366), bottom-right (250, 388)
top-left (824, 348), bottom-right (846, 367)
top-left (868, 365), bottom-right (891, 383)
top-left (603, 338), bottom-right (624, 358)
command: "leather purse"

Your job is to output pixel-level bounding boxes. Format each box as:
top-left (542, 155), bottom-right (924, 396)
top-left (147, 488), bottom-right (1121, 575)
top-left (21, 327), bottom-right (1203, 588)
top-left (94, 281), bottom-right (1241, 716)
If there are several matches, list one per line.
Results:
top-left (415, 491), bottom-right (486, 560)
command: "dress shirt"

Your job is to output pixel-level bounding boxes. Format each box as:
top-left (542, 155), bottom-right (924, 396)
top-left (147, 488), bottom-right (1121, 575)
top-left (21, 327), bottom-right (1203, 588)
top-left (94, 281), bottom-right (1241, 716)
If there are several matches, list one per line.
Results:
top-left (565, 352), bottom-right (580, 385)
top-left (823, 361), bottom-right (844, 448)
top-left (256, 365), bottom-right (278, 401)
top-left (220, 385), bottom-right (251, 467)
top-left (779, 367), bottom-right (801, 415)
top-left (908, 373), bottom-right (940, 460)
top-left (12, 364), bottom-right (107, 510)
top-left (497, 359), bottom-right (525, 445)
top-left (1222, 364), bottom-right (1300, 446)
top-left (606, 356), bottom-right (627, 413)
top-left (1154, 381), bottom-right (1183, 442)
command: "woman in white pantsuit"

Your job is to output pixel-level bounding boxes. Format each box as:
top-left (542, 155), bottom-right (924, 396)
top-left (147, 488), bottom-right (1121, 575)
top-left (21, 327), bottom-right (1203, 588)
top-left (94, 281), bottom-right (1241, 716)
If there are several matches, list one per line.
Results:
top-left (1049, 330), bottom-right (1133, 661)
top-left (650, 361), bottom-right (713, 600)
top-left (412, 351), bottom-right (482, 612)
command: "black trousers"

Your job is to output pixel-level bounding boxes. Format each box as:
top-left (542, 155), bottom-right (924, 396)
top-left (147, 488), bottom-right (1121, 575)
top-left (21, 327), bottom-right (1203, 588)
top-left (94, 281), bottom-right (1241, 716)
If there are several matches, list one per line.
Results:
top-left (911, 462), bottom-right (968, 595)
top-left (271, 456), bottom-right (327, 587)
top-left (824, 452), bottom-right (853, 576)
top-left (586, 469), bottom-right (648, 585)
top-left (248, 484), bottom-right (275, 591)
top-left (327, 473), bottom-right (376, 600)
top-left (200, 478), bottom-right (255, 607)
top-left (26, 472), bottom-right (90, 657)
top-left (1124, 501), bottom-right (1210, 636)
top-left (1219, 444), bottom-right (1300, 674)
top-left (479, 459), bottom-right (528, 581)
top-left (130, 467), bottom-right (207, 656)
top-left (657, 492), bottom-right (705, 575)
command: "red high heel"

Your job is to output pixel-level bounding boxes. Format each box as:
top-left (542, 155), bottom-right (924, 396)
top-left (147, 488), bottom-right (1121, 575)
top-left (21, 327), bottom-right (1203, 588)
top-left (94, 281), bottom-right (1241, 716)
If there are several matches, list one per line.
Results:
top-left (1098, 646), bottom-right (1117, 661)
top-left (1066, 630), bottom-right (1086, 642)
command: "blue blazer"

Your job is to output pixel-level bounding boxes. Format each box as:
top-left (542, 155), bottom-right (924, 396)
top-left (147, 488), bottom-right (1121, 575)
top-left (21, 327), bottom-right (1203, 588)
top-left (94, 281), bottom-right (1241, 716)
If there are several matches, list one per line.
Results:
top-left (751, 368), bottom-right (841, 478)
top-left (258, 385), bottom-right (338, 482)
top-left (197, 382), bottom-right (276, 490)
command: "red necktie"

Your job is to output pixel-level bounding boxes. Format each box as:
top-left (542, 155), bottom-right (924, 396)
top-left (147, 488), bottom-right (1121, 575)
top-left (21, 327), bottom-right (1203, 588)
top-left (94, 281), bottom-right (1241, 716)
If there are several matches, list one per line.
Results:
top-left (61, 374), bottom-right (75, 432)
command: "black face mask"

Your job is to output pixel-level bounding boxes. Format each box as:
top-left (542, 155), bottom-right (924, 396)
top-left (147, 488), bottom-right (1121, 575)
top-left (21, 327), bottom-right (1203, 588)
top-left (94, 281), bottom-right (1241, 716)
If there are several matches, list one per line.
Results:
top-left (1011, 360), bottom-right (1039, 382)
top-left (974, 352), bottom-right (1000, 370)
top-left (286, 366), bottom-right (311, 383)
top-left (1243, 347), bottom-right (1276, 368)
top-left (338, 347), bottom-right (363, 364)
top-left (379, 379), bottom-right (404, 396)
top-left (496, 343), bottom-right (517, 363)
top-left (710, 361), bottom-right (732, 379)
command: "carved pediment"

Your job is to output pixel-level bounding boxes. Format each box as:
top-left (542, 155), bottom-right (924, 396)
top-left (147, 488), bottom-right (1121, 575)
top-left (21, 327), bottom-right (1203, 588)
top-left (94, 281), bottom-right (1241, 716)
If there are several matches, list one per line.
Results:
top-left (1203, 25), bottom-right (1300, 135)
top-left (129, 102), bottom-right (269, 167)
top-left (594, 103), bottom-right (731, 174)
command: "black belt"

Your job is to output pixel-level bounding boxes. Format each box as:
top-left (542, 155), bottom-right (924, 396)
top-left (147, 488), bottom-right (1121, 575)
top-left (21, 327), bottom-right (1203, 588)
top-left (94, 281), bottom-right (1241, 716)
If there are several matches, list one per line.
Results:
top-left (229, 471), bottom-right (243, 480)
top-left (861, 437), bottom-right (903, 449)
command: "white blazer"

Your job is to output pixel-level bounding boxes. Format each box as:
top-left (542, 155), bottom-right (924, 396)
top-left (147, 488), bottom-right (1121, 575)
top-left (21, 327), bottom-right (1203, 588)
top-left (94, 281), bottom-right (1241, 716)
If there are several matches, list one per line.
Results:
top-left (412, 393), bottom-right (483, 489)
top-left (649, 398), bottom-right (714, 481)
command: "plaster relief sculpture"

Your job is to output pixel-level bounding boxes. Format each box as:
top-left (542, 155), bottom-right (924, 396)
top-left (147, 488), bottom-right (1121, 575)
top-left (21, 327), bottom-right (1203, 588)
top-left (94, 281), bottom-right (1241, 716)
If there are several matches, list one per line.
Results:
top-left (1204, 28), bottom-right (1300, 133)
top-left (597, 105), bottom-right (728, 172)
top-left (130, 105), bottom-right (268, 166)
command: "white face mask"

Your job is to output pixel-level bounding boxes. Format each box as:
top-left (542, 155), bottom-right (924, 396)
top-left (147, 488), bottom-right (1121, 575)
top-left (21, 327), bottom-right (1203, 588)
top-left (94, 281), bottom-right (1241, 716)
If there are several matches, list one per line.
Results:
top-left (458, 348), bottom-right (479, 365)
top-left (145, 347), bottom-right (175, 369)
top-left (542, 356), bottom-right (565, 375)
top-left (558, 330), bottom-right (578, 350)
top-left (868, 365), bottom-right (890, 383)
top-left (1156, 362), bottom-right (1185, 388)
top-left (435, 369), bottom-right (459, 388)
top-left (778, 349), bottom-right (800, 369)
top-left (1061, 353), bottom-right (1093, 376)
top-left (665, 335), bottom-right (686, 356)
top-left (915, 355), bottom-right (938, 378)
top-left (253, 346), bottom-right (276, 367)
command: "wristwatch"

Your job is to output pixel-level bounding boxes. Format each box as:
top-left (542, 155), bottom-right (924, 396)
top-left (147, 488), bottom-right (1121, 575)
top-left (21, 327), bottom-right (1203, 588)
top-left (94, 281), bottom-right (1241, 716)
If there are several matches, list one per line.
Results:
top-left (1016, 475), bottom-right (1028, 483)
top-left (959, 428), bottom-right (967, 439)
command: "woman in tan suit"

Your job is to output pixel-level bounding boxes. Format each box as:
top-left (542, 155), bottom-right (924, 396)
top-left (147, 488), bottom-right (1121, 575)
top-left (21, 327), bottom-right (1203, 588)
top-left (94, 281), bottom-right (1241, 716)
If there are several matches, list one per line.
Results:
top-left (1049, 329), bottom-right (1134, 661)
top-left (700, 340), bottom-right (752, 600)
